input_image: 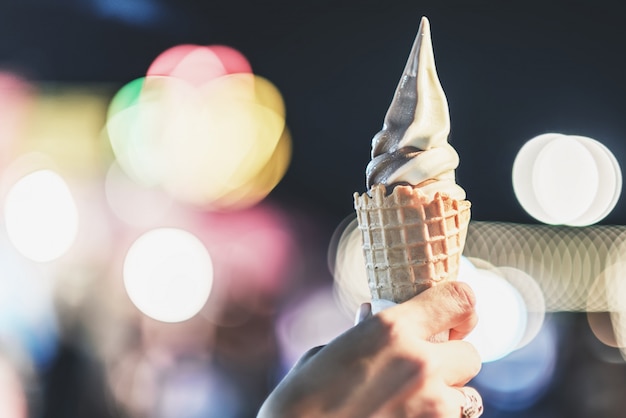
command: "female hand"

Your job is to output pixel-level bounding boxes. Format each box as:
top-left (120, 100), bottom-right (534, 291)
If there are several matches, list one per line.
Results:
top-left (257, 281), bottom-right (483, 417)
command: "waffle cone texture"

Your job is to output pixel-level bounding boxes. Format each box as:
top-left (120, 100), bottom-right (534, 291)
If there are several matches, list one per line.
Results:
top-left (354, 184), bottom-right (471, 304)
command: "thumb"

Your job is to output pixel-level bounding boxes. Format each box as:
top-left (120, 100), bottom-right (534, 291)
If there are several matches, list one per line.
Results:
top-left (387, 281), bottom-right (477, 340)
top-left (290, 345), bottom-right (325, 371)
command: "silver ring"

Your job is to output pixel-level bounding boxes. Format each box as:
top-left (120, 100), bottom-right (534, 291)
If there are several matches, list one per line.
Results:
top-left (460, 387), bottom-right (483, 418)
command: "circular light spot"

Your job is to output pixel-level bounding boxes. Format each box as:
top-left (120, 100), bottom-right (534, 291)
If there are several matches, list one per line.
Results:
top-left (512, 133), bottom-right (561, 224)
top-left (533, 135), bottom-right (598, 224)
top-left (107, 77), bottom-right (145, 121)
top-left (496, 266), bottom-right (546, 351)
top-left (459, 257), bottom-right (527, 362)
top-left (123, 228), bottom-right (213, 323)
top-left (566, 136), bottom-right (622, 226)
top-left (513, 133), bottom-right (622, 226)
top-left (147, 45), bottom-right (227, 86)
top-left (588, 311), bottom-right (620, 348)
top-left (4, 170), bottom-right (79, 262)
top-left (105, 59), bottom-right (291, 211)
top-left (208, 45), bottom-right (253, 75)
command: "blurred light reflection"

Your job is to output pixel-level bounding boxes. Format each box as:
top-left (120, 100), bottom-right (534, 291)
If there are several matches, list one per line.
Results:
top-left (474, 317), bottom-right (559, 411)
top-left (105, 161), bottom-right (173, 227)
top-left (0, 231), bottom-right (59, 369)
top-left (4, 169), bottom-right (79, 262)
top-left (0, 72), bottom-right (33, 170)
top-left (123, 228), bottom-right (214, 323)
top-left (512, 133), bottom-right (621, 226)
top-left (465, 221), bottom-right (626, 311)
top-left (276, 285), bottom-right (353, 372)
top-left (330, 217), bottom-right (370, 317)
top-left (106, 44), bottom-right (290, 210)
top-left (467, 259), bottom-right (546, 351)
top-left (0, 356), bottom-right (28, 418)
top-left (459, 257), bottom-right (527, 363)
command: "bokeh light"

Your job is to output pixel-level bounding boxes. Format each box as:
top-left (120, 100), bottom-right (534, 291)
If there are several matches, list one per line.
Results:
top-left (459, 257), bottom-right (528, 362)
top-left (587, 312), bottom-right (621, 350)
top-left (0, 72), bottom-right (33, 170)
top-left (331, 219), bottom-right (540, 361)
top-left (123, 228), bottom-right (214, 323)
top-left (0, 230), bottom-right (59, 368)
top-left (276, 285), bottom-right (353, 371)
top-left (104, 161), bottom-right (174, 227)
top-left (14, 87), bottom-right (110, 176)
top-left (586, 243), bottom-right (626, 359)
top-left (512, 133), bottom-right (621, 226)
top-left (473, 317), bottom-right (559, 411)
top-left (0, 357), bottom-right (28, 418)
top-left (465, 221), bottom-right (626, 311)
top-left (4, 169), bottom-right (79, 262)
top-left (106, 45), bottom-right (290, 211)
top-left (190, 203), bottom-right (298, 328)
top-left (330, 217), bottom-right (370, 317)
top-left (147, 44), bottom-right (252, 86)
top-left (466, 258), bottom-right (546, 351)
top-left (156, 362), bottom-right (238, 418)
top-left (494, 266), bottom-right (546, 350)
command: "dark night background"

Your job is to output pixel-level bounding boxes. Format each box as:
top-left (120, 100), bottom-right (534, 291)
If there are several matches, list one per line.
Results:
top-left (2, 1), bottom-right (626, 417)
top-left (3, 0), bottom-right (626, 226)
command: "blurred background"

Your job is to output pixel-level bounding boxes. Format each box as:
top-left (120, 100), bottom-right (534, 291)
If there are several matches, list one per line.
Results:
top-left (1, 0), bottom-right (626, 417)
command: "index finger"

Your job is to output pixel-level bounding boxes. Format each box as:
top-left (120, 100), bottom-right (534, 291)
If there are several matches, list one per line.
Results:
top-left (385, 281), bottom-right (477, 340)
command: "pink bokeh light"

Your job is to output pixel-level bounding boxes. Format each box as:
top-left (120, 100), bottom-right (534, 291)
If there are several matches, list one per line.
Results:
top-left (0, 72), bottom-right (34, 168)
top-left (146, 44), bottom-right (252, 87)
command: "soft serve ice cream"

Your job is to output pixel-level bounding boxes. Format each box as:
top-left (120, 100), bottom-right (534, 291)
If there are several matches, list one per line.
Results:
top-left (353, 16), bottom-right (471, 308)
top-left (365, 17), bottom-right (465, 200)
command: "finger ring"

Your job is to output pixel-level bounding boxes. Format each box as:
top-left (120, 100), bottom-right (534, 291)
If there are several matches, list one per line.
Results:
top-left (460, 387), bottom-right (483, 418)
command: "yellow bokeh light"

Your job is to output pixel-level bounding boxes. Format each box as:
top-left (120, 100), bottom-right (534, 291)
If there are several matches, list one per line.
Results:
top-left (106, 68), bottom-right (291, 210)
top-left (18, 87), bottom-right (111, 176)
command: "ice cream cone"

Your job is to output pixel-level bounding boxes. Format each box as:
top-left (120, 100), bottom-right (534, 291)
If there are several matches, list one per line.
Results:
top-left (354, 184), bottom-right (471, 304)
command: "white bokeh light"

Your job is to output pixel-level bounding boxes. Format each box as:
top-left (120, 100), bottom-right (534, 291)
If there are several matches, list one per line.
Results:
top-left (459, 257), bottom-right (527, 362)
top-left (568, 136), bottom-right (622, 227)
top-left (123, 228), bottom-right (213, 323)
top-left (533, 135), bottom-right (598, 224)
top-left (496, 266), bottom-right (545, 351)
top-left (331, 218), bottom-right (370, 317)
top-left (4, 170), bottom-right (79, 262)
top-left (512, 133), bottom-right (621, 226)
top-left (512, 133), bottom-right (560, 224)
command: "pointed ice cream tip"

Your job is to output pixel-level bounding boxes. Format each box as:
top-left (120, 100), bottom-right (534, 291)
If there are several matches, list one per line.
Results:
top-left (403, 16), bottom-right (431, 77)
top-left (366, 16), bottom-right (461, 200)
top-left (371, 15), bottom-right (449, 152)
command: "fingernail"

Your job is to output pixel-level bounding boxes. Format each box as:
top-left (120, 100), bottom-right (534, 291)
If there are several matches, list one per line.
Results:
top-left (354, 303), bottom-right (372, 325)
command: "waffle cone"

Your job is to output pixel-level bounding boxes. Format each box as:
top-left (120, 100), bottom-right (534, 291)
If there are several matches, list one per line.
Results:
top-left (354, 184), bottom-right (471, 304)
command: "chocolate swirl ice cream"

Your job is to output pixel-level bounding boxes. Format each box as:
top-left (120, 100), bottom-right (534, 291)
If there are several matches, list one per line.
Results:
top-left (353, 16), bottom-right (471, 310)
top-left (365, 17), bottom-right (465, 201)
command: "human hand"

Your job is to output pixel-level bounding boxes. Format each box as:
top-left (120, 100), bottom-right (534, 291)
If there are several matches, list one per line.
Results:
top-left (257, 281), bottom-right (483, 417)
